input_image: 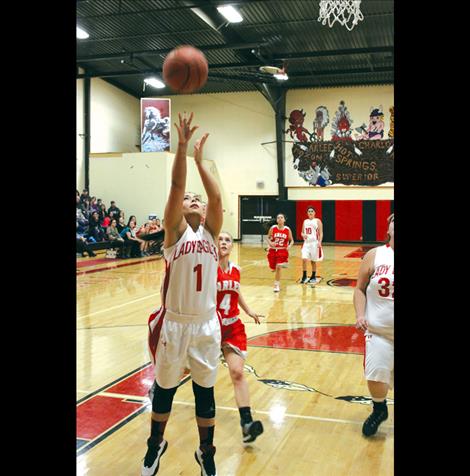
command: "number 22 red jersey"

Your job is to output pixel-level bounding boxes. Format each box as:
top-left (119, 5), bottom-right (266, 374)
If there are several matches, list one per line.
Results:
top-left (270, 225), bottom-right (291, 248)
top-left (216, 262), bottom-right (241, 319)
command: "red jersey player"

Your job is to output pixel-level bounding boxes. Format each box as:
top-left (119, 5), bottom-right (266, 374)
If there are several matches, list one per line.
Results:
top-left (267, 213), bottom-right (294, 292)
top-left (217, 231), bottom-right (265, 443)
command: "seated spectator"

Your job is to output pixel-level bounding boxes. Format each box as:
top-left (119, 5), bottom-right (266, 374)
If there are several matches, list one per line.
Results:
top-left (108, 201), bottom-right (121, 221)
top-left (137, 221), bottom-right (152, 255)
top-left (116, 216), bottom-right (126, 234)
top-left (81, 198), bottom-right (91, 217)
top-left (101, 213), bottom-right (111, 229)
top-left (76, 208), bottom-right (89, 235)
top-left (80, 189), bottom-right (89, 203)
top-left (87, 211), bottom-right (106, 242)
top-left (149, 218), bottom-right (162, 232)
top-left (90, 196), bottom-right (99, 213)
top-left (122, 220), bottom-right (146, 258)
top-left (106, 218), bottom-right (128, 258)
top-left (77, 222), bottom-right (96, 257)
top-left (98, 203), bottom-right (108, 223)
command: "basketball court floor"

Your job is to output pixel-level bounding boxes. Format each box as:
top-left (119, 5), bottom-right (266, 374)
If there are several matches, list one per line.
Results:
top-left (77, 243), bottom-right (393, 475)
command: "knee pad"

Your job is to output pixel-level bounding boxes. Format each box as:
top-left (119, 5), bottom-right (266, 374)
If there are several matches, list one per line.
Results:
top-left (151, 381), bottom-right (178, 414)
top-left (192, 381), bottom-right (215, 419)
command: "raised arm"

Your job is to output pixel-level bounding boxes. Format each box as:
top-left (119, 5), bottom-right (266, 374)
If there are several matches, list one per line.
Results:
top-left (193, 133), bottom-right (223, 239)
top-left (164, 112), bottom-right (198, 247)
top-left (353, 248), bottom-right (376, 332)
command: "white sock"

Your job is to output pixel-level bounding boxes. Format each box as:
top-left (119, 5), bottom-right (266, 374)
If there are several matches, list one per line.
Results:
top-left (372, 397), bottom-right (385, 403)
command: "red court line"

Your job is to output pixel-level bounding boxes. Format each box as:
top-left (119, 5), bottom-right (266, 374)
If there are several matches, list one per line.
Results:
top-left (77, 258), bottom-right (119, 268)
top-left (76, 256), bottom-right (161, 275)
top-left (77, 396), bottom-right (143, 440)
top-left (106, 366), bottom-right (155, 397)
top-left (249, 326), bottom-right (365, 354)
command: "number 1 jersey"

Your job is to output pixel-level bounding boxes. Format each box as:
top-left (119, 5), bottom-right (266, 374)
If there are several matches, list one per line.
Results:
top-left (162, 224), bottom-right (219, 321)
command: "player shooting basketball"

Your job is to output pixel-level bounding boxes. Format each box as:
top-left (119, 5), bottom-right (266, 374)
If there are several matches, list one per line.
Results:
top-left (142, 112), bottom-right (222, 476)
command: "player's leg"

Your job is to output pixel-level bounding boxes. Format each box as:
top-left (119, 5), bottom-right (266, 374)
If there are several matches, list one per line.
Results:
top-left (223, 346), bottom-right (264, 443)
top-left (189, 316), bottom-right (221, 475)
top-left (141, 382), bottom-right (177, 476)
top-left (309, 260), bottom-right (317, 283)
top-left (274, 263), bottom-right (281, 292)
top-left (362, 333), bottom-right (393, 437)
top-left (300, 257), bottom-right (309, 284)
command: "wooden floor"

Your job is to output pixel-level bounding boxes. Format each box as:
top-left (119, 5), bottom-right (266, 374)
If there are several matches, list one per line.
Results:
top-left (77, 243), bottom-right (394, 476)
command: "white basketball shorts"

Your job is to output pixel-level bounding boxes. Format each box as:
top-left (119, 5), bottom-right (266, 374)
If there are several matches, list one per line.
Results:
top-left (301, 241), bottom-right (324, 261)
top-left (364, 331), bottom-right (394, 388)
top-left (148, 309), bottom-right (222, 389)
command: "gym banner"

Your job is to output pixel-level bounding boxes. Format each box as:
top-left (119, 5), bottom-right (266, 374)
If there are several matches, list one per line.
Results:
top-left (140, 98), bottom-right (171, 152)
top-left (291, 139), bottom-right (394, 186)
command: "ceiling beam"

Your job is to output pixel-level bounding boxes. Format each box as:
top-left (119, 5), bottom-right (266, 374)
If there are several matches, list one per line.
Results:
top-left (274, 47), bottom-right (394, 61)
top-left (77, 42), bottom-right (270, 63)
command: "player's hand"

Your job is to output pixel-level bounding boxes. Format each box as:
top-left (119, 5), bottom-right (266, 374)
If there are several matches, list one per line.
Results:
top-left (302, 233), bottom-right (307, 240)
top-left (356, 316), bottom-right (368, 332)
top-left (175, 112), bottom-right (198, 146)
top-left (194, 133), bottom-right (209, 165)
top-left (247, 310), bottom-right (263, 324)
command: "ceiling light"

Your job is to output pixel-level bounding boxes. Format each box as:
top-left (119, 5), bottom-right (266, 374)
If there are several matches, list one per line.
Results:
top-left (76, 26), bottom-right (89, 39)
top-left (144, 77), bottom-right (165, 89)
top-left (217, 5), bottom-right (243, 23)
top-left (274, 73), bottom-right (288, 81)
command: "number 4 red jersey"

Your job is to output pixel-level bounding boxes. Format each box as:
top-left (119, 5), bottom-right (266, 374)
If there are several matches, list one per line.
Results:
top-left (217, 262), bottom-right (241, 319)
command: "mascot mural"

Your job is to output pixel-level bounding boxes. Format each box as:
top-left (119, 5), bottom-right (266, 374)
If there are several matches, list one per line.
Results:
top-left (287, 100), bottom-right (394, 187)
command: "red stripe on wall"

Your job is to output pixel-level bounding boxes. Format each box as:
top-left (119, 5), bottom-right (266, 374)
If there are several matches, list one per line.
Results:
top-left (295, 201), bottom-right (323, 241)
top-left (376, 201), bottom-right (392, 242)
top-left (335, 201), bottom-right (363, 241)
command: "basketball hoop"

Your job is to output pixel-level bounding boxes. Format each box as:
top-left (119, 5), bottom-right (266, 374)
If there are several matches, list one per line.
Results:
top-left (318, 0), bottom-right (364, 31)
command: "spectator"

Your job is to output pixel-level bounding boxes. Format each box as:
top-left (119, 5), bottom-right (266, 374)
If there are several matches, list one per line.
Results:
top-left (101, 213), bottom-right (111, 229)
top-left (116, 216), bottom-right (126, 235)
top-left (123, 220), bottom-right (146, 257)
top-left (137, 221), bottom-right (151, 255)
top-left (76, 208), bottom-right (89, 235)
top-left (119, 210), bottom-right (125, 221)
top-left (80, 189), bottom-right (89, 203)
top-left (98, 203), bottom-right (108, 223)
top-left (77, 233), bottom-right (96, 257)
top-left (90, 196), bottom-right (99, 213)
top-left (108, 201), bottom-right (121, 220)
top-left (81, 198), bottom-right (91, 217)
top-left (107, 218), bottom-right (127, 258)
top-left (88, 211), bottom-right (106, 242)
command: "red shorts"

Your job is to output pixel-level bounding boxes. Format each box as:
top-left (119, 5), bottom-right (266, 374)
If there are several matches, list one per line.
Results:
top-left (267, 248), bottom-right (289, 270)
top-left (221, 317), bottom-right (247, 358)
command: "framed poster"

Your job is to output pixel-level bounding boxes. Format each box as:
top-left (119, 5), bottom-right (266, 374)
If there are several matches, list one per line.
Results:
top-left (140, 98), bottom-right (171, 152)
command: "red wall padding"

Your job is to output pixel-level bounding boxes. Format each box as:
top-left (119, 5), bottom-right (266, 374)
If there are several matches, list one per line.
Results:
top-left (376, 200), bottom-right (392, 241)
top-left (335, 201), bottom-right (363, 241)
top-left (295, 200), bottom-right (323, 241)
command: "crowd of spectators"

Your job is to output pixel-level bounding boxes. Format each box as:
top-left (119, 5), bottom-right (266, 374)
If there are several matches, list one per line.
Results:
top-left (76, 189), bottom-right (163, 259)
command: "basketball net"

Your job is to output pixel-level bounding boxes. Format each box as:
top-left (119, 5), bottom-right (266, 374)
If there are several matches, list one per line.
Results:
top-left (318, 0), bottom-right (364, 31)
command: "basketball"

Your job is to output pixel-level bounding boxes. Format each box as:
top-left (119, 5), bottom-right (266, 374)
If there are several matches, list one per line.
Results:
top-left (163, 45), bottom-right (208, 94)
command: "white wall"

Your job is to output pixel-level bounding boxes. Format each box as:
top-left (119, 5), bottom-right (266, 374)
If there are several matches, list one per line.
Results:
top-left (89, 152), bottom-right (219, 226)
top-left (90, 78), bottom-right (140, 153)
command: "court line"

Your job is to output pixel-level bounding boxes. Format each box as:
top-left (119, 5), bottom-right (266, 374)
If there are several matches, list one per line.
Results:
top-left (76, 256), bottom-right (162, 275)
top-left (96, 394), bottom-right (393, 429)
top-left (77, 293), bottom-right (160, 319)
top-left (170, 400), bottom-right (394, 429)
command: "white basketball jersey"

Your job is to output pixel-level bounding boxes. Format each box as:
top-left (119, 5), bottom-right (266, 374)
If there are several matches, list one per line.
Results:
top-left (303, 218), bottom-right (320, 243)
top-left (162, 224), bottom-right (218, 321)
top-left (365, 244), bottom-right (394, 341)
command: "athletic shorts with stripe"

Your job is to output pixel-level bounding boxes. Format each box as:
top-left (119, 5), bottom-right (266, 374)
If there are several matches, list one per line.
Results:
top-left (148, 308), bottom-right (222, 389)
top-left (221, 317), bottom-right (247, 359)
top-left (267, 248), bottom-right (289, 270)
top-left (364, 331), bottom-right (394, 388)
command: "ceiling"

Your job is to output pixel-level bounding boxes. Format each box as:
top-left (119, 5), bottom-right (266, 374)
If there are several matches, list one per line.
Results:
top-left (76, 0), bottom-right (394, 98)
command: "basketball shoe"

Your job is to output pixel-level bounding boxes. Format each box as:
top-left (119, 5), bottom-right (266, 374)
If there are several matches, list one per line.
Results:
top-left (242, 420), bottom-right (264, 443)
top-left (308, 277), bottom-right (317, 284)
top-left (194, 445), bottom-right (217, 476)
top-left (273, 282), bottom-right (280, 292)
top-left (362, 401), bottom-right (388, 437)
top-left (141, 437), bottom-right (168, 476)
top-left (300, 276), bottom-right (309, 284)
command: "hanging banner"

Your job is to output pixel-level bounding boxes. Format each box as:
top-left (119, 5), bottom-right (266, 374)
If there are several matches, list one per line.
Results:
top-left (140, 98), bottom-right (171, 152)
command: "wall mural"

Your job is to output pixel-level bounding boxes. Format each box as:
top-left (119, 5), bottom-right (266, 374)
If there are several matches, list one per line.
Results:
top-left (287, 100), bottom-right (394, 187)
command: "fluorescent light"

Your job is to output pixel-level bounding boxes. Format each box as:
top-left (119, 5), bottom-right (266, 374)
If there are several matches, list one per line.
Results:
top-left (217, 5), bottom-right (243, 23)
top-left (144, 77), bottom-right (165, 89)
top-left (274, 73), bottom-right (288, 81)
top-left (76, 26), bottom-right (89, 39)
